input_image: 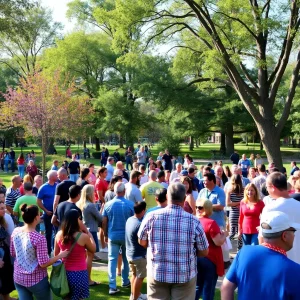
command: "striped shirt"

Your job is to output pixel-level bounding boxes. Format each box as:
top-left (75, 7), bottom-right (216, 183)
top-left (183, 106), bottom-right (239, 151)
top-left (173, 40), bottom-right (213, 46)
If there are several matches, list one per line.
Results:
top-left (138, 204), bottom-right (209, 283)
top-left (5, 187), bottom-right (21, 208)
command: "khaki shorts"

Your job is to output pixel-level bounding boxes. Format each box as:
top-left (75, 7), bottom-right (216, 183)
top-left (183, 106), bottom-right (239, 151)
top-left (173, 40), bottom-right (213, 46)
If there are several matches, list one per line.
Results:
top-left (128, 257), bottom-right (147, 278)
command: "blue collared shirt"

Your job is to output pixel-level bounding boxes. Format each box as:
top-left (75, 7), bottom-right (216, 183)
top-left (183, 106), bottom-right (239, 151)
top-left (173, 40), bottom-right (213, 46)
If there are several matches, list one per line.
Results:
top-left (198, 185), bottom-right (226, 227)
top-left (103, 196), bottom-right (134, 241)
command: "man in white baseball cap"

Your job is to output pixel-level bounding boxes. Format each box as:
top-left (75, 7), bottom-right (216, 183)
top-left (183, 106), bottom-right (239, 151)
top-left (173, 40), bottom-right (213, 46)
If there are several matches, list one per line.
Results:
top-left (221, 211), bottom-right (300, 300)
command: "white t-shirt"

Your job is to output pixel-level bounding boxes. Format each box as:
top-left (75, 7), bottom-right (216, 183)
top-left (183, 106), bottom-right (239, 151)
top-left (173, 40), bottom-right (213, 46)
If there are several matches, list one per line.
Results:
top-left (140, 175), bottom-right (149, 185)
top-left (4, 213), bottom-right (14, 235)
top-left (260, 198), bottom-right (300, 264)
top-left (263, 195), bottom-right (275, 206)
top-left (125, 182), bottom-right (143, 204)
top-left (170, 171), bottom-right (180, 182)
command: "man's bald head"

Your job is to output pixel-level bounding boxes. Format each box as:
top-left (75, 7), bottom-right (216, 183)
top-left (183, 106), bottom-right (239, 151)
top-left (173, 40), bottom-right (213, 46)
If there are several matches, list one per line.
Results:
top-left (149, 170), bottom-right (157, 181)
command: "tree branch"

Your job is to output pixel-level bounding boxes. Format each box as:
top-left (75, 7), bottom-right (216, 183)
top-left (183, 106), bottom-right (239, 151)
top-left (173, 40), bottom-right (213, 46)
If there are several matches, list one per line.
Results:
top-left (277, 50), bottom-right (300, 133)
top-left (269, 1), bottom-right (300, 103)
top-left (186, 77), bottom-right (233, 88)
top-left (212, 10), bottom-right (258, 40)
top-left (239, 63), bottom-right (259, 90)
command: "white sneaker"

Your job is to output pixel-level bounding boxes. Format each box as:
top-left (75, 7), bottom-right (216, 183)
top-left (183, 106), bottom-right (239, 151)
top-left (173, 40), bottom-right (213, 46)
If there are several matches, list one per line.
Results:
top-left (137, 294), bottom-right (147, 300)
top-left (100, 247), bottom-right (108, 253)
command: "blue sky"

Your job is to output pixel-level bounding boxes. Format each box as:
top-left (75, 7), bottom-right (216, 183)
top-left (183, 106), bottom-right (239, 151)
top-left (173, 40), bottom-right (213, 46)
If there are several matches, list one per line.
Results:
top-left (41, 0), bottom-right (75, 32)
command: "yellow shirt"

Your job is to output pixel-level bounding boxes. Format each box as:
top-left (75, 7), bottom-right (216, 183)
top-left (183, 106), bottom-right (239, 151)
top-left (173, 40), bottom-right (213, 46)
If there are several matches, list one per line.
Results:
top-left (140, 181), bottom-right (164, 209)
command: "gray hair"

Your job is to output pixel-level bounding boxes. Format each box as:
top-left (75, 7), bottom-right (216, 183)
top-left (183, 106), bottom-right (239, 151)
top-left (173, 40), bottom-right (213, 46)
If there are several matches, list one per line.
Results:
top-left (167, 182), bottom-right (186, 203)
top-left (47, 170), bottom-right (57, 180)
top-left (175, 163), bottom-right (182, 168)
top-left (114, 182), bottom-right (125, 194)
top-left (149, 170), bottom-right (157, 180)
top-left (58, 168), bottom-right (68, 176)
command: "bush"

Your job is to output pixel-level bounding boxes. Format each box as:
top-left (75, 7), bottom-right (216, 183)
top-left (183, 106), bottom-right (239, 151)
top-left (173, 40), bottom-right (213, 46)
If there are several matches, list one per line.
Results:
top-left (233, 137), bottom-right (243, 144)
top-left (160, 135), bottom-right (181, 156)
top-left (92, 152), bottom-right (102, 159)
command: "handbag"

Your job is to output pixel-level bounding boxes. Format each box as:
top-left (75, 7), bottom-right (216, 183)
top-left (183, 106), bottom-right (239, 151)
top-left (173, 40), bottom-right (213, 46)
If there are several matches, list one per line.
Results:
top-left (50, 232), bottom-right (81, 297)
top-left (221, 237), bottom-right (233, 251)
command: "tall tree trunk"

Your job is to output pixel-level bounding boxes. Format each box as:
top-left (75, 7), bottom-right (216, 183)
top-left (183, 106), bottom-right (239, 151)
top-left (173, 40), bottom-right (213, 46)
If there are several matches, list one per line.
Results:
top-left (189, 136), bottom-right (194, 151)
top-left (220, 133), bottom-right (226, 154)
top-left (258, 123), bottom-right (282, 167)
top-left (83, 140), bottom-right (86, 148)
top-left (95, 137), bottom-right (100, 151)
top-left (225, 124), bottom-right (234, 155)
top-left (260, 141), bottom-right (263, 151)
top-left (47, 138), bottom-right (55, 154)
top-left (41, 135), bottom-right (48, 183)
top-left (195, 138), bottom-right (199, 148)
top-left (119, 135), bottom-right (124, 148)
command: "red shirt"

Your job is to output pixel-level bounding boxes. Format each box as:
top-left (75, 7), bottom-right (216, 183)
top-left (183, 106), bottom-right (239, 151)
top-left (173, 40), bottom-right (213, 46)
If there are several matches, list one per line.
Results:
top-left (199, 216), bottom-right (224, 276)
top-left (239, 200), bottom-right (265, 234)
top-left (95, 178), bottom-right (108, 201)
top-left (58, 239), bottom-right (87, 271)
top-left (19, 184), bottom-right (24, 195)
top-left (17, 158), bottom-right (25, 165)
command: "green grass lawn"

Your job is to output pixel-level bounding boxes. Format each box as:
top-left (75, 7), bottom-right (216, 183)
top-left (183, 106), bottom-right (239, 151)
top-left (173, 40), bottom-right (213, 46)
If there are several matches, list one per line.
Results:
top-left (0, 142), bottom-right (298, 187)
top-left (10, 269), bottom-right (223, 300)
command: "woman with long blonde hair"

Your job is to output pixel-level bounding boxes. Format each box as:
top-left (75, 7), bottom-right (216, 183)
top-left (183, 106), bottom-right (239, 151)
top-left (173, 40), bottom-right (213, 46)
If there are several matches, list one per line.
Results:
top-left (239, 183), bottom-right (264, 246)
top-left (19, 174), bottom-right (33, 195)
top-left (77, 184), bottom-right (103, 252)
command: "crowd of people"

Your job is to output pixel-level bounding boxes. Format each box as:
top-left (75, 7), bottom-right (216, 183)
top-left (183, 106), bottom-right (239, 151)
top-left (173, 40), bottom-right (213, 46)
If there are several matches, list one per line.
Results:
top-left (0, 146), bottom-right (299, 299)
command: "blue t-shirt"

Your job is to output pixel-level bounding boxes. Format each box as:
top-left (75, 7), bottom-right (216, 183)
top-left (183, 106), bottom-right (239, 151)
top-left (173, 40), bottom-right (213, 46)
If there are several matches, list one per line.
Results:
top-left (103, 196), bottom-right (134, 241)
top-left (238, 159), bottom-right (250, 173)
top-left (105, 164), bottom-right (114, 181)
top-left (198, 186), bottom-right (225, 227)
top-left (101, 151), bottom-right (106, 160)
top-left (226, 245), bottom-right (300, 299)
top-left (37, 182), bottom-right (57, 212)
top-left (125, 216), bottom-right (147, 260)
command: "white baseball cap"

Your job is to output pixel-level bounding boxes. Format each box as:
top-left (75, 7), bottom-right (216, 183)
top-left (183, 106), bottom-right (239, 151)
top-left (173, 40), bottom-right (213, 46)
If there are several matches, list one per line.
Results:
top-left (260, 211), bottom-right (300, 234)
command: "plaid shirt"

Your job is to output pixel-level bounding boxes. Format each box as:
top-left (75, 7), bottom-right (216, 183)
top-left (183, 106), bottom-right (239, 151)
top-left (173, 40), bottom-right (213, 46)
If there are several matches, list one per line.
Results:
top-left (138, 204), bottom-right (209, 283)
top-left (10, 228), bottom-right (49, 287)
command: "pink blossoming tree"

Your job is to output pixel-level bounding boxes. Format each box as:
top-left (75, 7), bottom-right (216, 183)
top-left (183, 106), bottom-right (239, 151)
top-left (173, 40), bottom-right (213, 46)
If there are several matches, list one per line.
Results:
top-left (1, 70), bottom-right (92, 179)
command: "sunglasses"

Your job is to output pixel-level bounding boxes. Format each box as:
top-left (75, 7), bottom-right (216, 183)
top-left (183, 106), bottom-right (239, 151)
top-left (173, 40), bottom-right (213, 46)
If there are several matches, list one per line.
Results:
top-left (196, 206), bottom-right (204, 210)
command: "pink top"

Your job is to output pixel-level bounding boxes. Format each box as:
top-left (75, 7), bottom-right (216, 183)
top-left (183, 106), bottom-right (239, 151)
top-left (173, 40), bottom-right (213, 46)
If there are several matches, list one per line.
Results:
top-left (66, 149), bottom-right (72, 157)
top-left (10, 228), bottom-right (49, 287)
top-left (58, 238), bottom-right (87, 271)
top-left (89, 173), bottom-right (96, 186)
top-left (239, 200), bottom-right (265, 234)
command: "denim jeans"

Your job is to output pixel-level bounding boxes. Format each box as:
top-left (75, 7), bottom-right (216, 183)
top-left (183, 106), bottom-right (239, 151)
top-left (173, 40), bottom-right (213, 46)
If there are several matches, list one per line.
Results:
top-left (4, 160), bottom-right (9, 172)
top-left (126, 159), bottom-right (133, 171)
top-left (108, 239), bottom-right (130, 289)
top-left (18, 165), bottom-right (25, 178)
top-left (10, 159), bottom-right (15, 172)
top-left (195, 257), bottom-right (218, 300)
top-left (69, 173), bottom-right (79, 183)
top-left (91, 231), bottom-right (99, 252)
top-left (242, 233), bottom-right (258, 245)
top-left (15, 276), bottom-right (52, 300)
top-left (43, 214), bottom-right (54, 255)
